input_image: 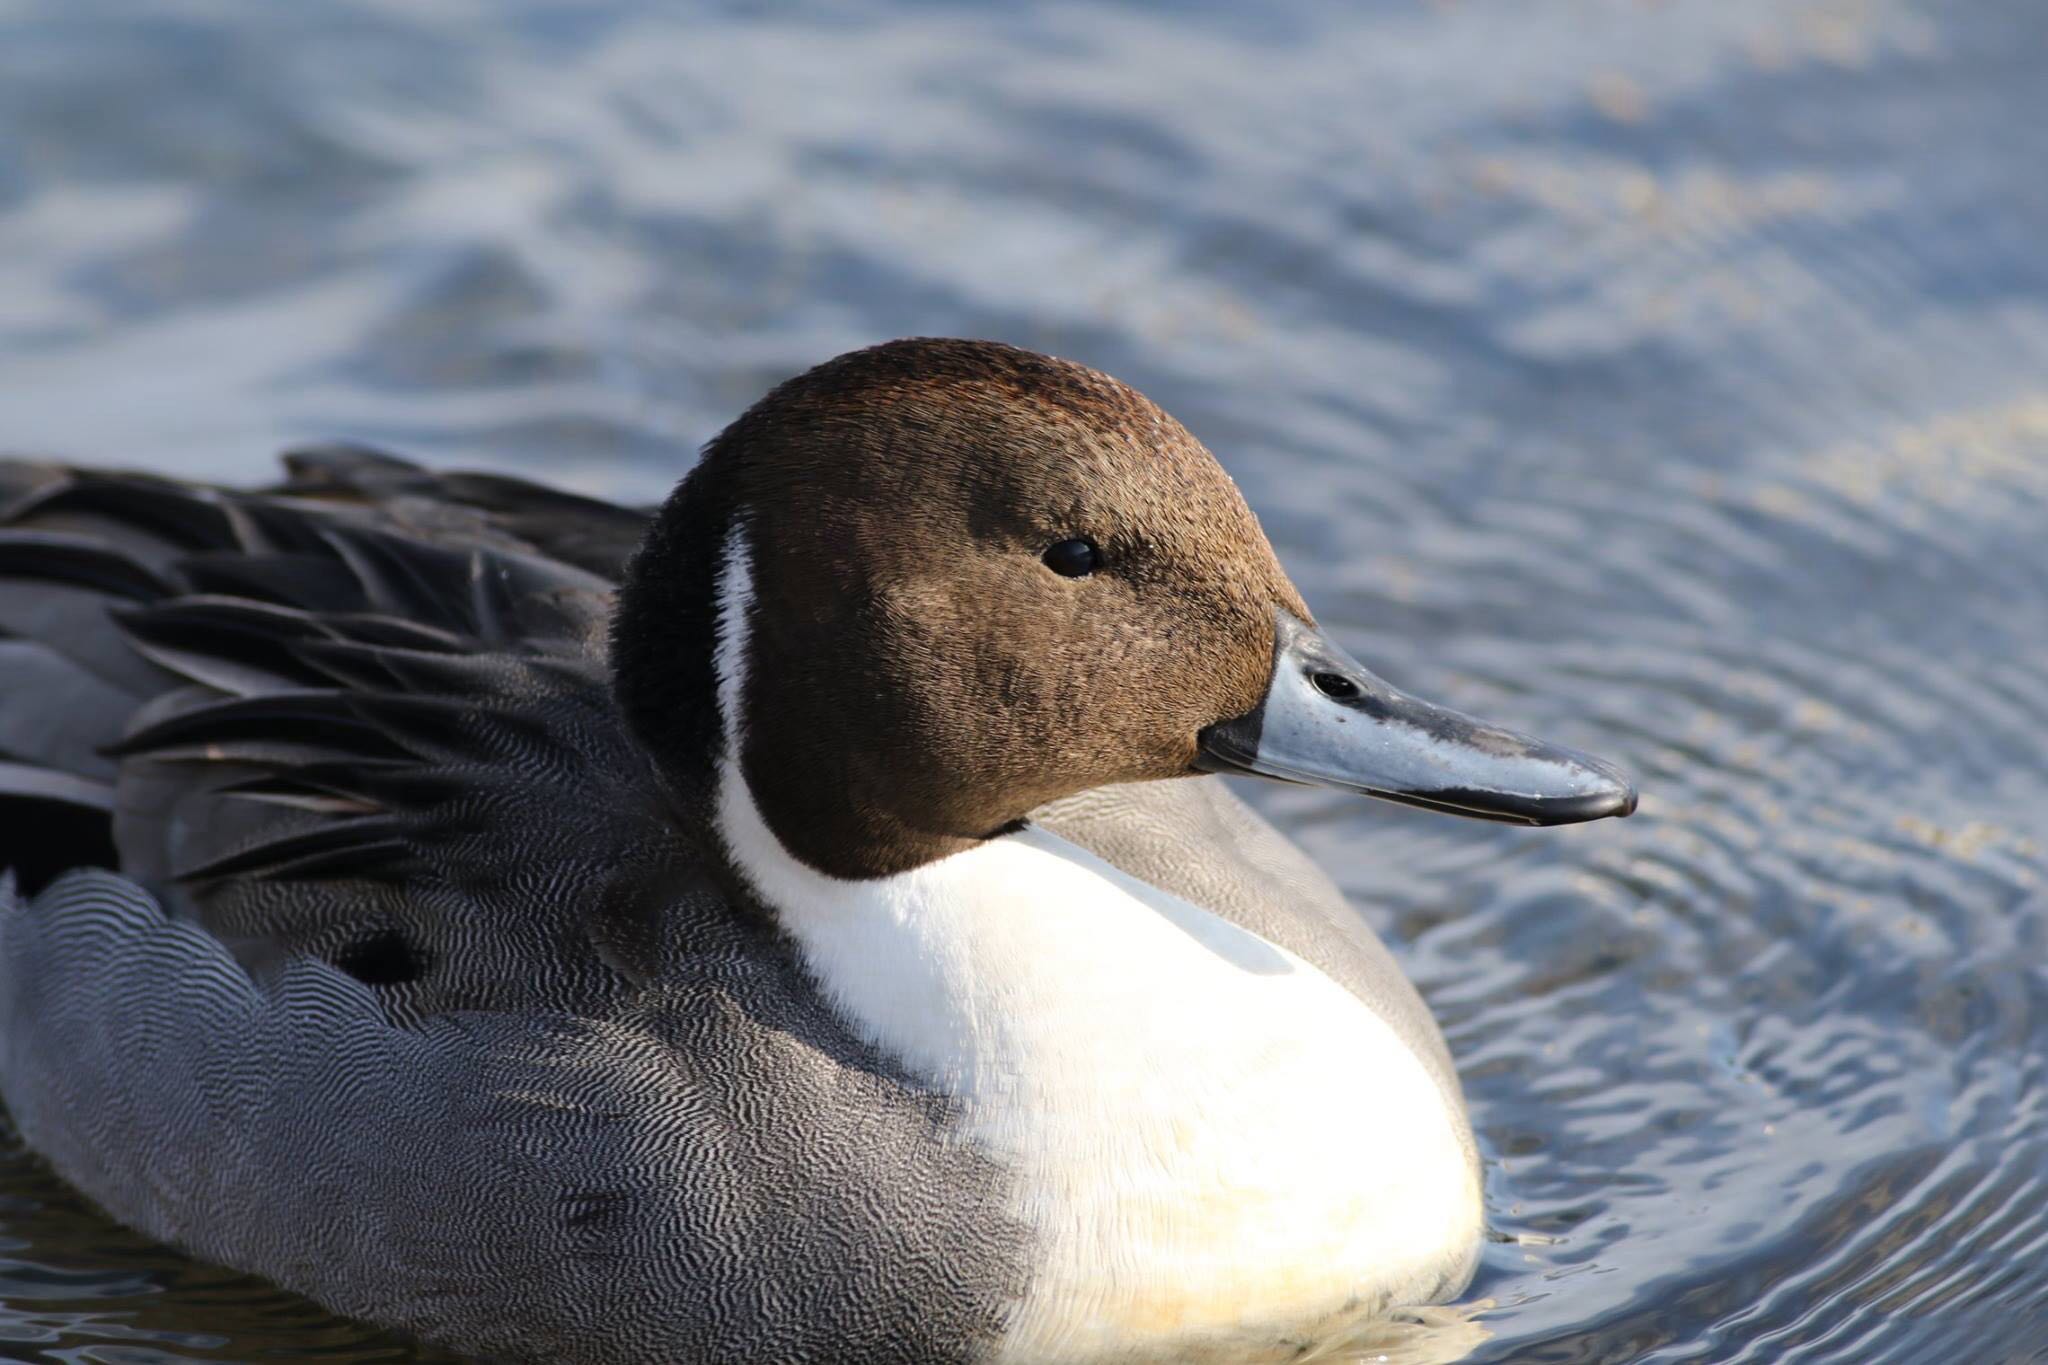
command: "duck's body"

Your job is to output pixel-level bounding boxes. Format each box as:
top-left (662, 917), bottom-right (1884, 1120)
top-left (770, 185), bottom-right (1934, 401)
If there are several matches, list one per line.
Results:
top-left (0, 341), bottom-right (1630, 1363)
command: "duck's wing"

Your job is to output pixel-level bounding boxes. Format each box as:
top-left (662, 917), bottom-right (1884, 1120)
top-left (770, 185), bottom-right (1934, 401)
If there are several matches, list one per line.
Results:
top-left (0, 455), bottom-right (701, 1018)
top-left (0, 454), bottom-right (1026, 1362)
top-left (271, 441), bottom-right (656, 578)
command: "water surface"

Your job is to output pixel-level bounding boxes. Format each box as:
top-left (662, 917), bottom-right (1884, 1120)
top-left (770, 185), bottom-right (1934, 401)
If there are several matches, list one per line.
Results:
top-left (2, 0), bottom-right (2046, 1360)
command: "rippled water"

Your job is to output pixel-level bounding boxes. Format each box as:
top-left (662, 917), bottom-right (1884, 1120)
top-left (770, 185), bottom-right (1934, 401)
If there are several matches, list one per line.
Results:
top-left (5, 0), bottom-right (2048, 1360)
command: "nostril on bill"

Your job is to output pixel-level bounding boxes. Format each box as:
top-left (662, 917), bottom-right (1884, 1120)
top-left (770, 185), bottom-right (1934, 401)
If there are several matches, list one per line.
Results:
top-left (1310, 671), bottom-right (1360, 701)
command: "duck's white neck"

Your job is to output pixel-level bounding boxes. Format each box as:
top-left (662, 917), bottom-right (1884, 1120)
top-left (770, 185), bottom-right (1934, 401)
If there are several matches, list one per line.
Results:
top-left (710, 531), bottom-right (1481, 1362)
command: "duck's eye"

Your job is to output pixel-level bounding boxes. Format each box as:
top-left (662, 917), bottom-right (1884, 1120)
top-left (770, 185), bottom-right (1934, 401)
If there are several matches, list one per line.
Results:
top-left (1041, 538), bottom-right (1099, 578)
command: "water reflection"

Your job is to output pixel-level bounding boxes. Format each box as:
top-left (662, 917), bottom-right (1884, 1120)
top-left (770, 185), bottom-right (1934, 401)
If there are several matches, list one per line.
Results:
top-left (2, 0), bottom-right (2046, 1359)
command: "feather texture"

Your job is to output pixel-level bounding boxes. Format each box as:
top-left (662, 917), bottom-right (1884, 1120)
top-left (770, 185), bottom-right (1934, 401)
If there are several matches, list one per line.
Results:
top-left (0, 452), bottom-right (1030, 1363)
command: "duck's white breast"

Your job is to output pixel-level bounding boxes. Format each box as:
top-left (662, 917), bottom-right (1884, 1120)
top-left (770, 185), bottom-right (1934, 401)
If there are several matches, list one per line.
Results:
top-left (710, 528), bottom-right (1478, 1360)
top-left (718, 770), bottom-right (1483, 1362)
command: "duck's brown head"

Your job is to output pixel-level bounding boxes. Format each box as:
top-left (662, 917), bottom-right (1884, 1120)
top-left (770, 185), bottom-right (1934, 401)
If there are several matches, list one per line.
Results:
top-left (615, 339), bottom-right (1633, 881)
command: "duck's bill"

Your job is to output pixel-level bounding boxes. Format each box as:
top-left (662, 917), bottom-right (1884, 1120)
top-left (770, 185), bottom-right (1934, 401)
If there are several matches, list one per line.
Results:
top-left (1196, 611), bottom-right (1637, 827)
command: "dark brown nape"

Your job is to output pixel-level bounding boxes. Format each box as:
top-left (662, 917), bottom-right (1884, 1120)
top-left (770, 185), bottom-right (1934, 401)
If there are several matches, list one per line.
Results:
top-left (614, 338), bottom-right (1308, 881)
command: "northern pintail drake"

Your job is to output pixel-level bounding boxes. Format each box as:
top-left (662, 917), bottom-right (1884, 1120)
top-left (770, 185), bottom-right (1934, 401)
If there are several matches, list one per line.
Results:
top-left (0, 340), bottom-right (1634, 1364)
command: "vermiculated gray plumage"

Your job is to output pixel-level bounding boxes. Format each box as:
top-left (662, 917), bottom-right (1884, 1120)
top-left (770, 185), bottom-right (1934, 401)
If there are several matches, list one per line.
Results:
top-left (0, 451), bottom-right (1028, 1363)
top-left (0, 443), bottom-right (1468, 1363)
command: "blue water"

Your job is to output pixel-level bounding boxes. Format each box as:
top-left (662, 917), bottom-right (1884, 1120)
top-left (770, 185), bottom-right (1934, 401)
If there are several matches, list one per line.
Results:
top-left (3, 1), bottom-right (2047, 1360)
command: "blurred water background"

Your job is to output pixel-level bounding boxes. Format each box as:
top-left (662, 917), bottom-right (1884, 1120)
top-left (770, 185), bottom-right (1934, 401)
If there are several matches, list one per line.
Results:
top-left (3, 0), bottom-right (2048, 1360)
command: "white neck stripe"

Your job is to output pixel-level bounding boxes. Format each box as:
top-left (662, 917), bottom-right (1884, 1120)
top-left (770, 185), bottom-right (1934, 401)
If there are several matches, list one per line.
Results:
top-left (711, 524), bottom-right (755, 772)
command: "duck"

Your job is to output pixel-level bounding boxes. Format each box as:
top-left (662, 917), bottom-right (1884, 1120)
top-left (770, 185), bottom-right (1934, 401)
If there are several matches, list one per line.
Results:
top-left (0, 338), bottom-right (1634, 1365)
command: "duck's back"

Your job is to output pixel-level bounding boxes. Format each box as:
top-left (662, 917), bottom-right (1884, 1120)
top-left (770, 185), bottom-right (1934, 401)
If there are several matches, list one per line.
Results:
top-left (0, 448), bottom-right (670, 1012)
top-left (0, 450), bottom-right (1029, 1363)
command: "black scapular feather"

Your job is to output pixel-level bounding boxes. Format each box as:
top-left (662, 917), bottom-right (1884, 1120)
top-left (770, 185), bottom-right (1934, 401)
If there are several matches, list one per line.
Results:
top-left (0, 531), bottom-right (174, 600)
